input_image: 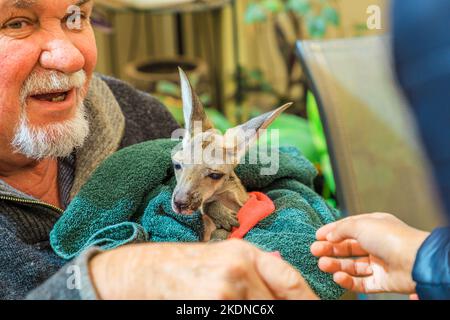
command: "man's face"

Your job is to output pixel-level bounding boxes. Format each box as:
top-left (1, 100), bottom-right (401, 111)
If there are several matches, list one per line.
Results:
top-left (0, 0), bottom-right (97, 159)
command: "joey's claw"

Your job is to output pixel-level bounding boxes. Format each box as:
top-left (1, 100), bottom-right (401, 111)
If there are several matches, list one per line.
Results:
top-left (210, 229), bottom-right (230, 241)
top-left (216, 215), bottom-right (239, 231)
top-left (204, 201), bottom-right (240, 232)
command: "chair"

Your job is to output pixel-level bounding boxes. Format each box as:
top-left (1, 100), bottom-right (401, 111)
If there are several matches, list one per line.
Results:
top-left (296, 35), bottom-right (444, 232)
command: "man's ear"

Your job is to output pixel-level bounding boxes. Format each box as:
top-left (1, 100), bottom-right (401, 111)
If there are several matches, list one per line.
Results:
top-left (225, 103), bottom-right (293, 159)
top-left (179, 67), bottom-right (213, 138)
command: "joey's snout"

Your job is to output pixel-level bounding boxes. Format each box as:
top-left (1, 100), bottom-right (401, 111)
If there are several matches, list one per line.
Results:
top-left (171, 190), bottom-right (202, 215)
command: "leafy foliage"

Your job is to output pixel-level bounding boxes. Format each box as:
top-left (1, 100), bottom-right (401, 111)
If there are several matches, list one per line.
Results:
top-left (322, 5), bottom-right (340, 26)
top-left (245, 2), bottom-right (268, 23)
top-left (244, 0), bottom-right (340, 39)
top-left (257, 112), bottom-right (320, 164)
top-left (307, 91), bottom-right (336, 206)
top-left (287, 0), bottom-right (311, 15)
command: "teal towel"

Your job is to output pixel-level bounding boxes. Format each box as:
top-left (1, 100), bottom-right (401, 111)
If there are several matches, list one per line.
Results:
top-left (50, 139), bottom-right (344, 299)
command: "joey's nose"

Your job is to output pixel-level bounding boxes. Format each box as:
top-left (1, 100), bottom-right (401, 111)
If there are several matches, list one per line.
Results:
top-left (174, 201), bottom-right (189, 212)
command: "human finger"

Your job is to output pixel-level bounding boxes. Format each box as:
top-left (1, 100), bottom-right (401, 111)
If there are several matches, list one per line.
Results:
top-left (318, 256), bottom-right (373, 276)
top-left (311, 240), bottom-right (368, 257)
top-left (332, 271), bottom-right (380, 293)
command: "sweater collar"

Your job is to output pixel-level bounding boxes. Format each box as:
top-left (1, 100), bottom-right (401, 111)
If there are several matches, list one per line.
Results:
top-left (69, 74), bottom-right (125, 199)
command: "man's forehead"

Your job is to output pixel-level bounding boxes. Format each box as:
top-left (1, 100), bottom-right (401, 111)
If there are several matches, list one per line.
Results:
top-left (1, 0), bottom-right (91, 9)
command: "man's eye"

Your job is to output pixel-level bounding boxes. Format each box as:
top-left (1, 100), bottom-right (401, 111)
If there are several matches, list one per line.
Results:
top-left (1, 18), bottom-right (35, 38)
top-left (208, 173), bottom-right (224, 180)
top-left (5, 20), bottom-right (30, 29)
top-left (64, 12), bottom-right (89, 22)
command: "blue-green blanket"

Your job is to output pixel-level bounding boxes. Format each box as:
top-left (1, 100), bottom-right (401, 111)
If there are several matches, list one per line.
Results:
top-left (50, 139), bottom-right (344, 299)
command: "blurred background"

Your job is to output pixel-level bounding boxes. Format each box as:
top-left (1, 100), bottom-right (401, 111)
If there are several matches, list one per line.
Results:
top-left (91, 0), bottom-right (450, 300)
top-left (92, 0), bottom-right (388, 210)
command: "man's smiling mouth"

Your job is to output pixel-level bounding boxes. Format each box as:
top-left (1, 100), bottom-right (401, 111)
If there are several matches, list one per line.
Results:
top-left (30, 90), bottom-right (71, 103)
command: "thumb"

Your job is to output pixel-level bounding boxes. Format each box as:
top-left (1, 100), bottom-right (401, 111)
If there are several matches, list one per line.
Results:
top-left (254, 252), bottom-right (319, 300)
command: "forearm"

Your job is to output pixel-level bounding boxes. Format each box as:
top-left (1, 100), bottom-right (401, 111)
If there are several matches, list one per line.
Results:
top-left (26, 247), bottom-right (102, 300)
top-left (392, 0), bottom-right (450, 220)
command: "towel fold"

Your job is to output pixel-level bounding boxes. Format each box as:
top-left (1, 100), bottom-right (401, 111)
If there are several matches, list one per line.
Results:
top-left (50, 139), bottom-right (344, 299)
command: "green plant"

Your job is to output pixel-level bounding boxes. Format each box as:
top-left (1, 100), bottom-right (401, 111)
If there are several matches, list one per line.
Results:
top-left (353, 22), bottom-right (370, 37)
top-left (240, 1), bottom-right (340, 206)
top-left (245, 0), bottom-right (340, 38)
top-left (254, 99), bottom-right (337, 207)
top-left (239, 0), bottom-right (341, 115)
top-left (257, 112), bottom-right (320, 164)
top-left (306, 91), bottom-right (336, 207)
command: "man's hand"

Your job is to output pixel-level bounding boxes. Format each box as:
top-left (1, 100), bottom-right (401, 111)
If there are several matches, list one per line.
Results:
top-left (310, 213), bottom-right (430, 294)
top-left (90, 239), bottom-right (319, 300)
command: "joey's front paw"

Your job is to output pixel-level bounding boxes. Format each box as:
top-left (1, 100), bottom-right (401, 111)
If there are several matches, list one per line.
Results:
top-left (209, 229), bottom-right (230, 242)
top-left (204, 202), bottom-right (240, 232)
top-left (211, 211), bottom-right (239, 231)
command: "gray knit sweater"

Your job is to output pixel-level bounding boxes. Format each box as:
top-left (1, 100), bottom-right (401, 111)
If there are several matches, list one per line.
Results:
top-left (0, 74), bottom-right (179, 300)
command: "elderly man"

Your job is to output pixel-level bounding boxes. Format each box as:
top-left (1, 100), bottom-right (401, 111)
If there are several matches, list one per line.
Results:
top-left (0, 0), bottom-right (317, 299)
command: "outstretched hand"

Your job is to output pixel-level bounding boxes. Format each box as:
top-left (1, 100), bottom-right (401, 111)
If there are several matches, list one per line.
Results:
top-left (310, 213), bottom-right (430, 294)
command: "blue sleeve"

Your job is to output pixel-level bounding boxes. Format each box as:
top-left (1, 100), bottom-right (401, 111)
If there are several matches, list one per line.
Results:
top-left (392, 0), bottom-right (450, 300)
top-left (392, 0), bottom-right (450, 220)
top-left (412, 227), bottom-right (450, 300)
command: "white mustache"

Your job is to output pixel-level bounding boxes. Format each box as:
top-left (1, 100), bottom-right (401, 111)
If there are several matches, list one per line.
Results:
top-left (20, 70), bottom-right (86, 104)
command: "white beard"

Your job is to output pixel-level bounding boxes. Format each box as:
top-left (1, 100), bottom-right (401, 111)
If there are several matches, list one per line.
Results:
top-left (11, 101), bottom-right (90, 160)
top-left (11, 70), bottom-right (90, 160)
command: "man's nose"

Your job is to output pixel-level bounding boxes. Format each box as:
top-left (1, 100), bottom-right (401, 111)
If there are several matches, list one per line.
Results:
top-left (39, 38), bottom-right (85, 74)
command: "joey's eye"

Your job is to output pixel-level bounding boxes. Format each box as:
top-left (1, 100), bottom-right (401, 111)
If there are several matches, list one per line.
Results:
top-left (173, 163), bottom-right (182, 170)
top-left (208, 173), bottom-right (224, 180)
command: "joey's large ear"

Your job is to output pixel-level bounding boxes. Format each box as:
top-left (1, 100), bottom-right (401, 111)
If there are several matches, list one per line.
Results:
top-left (225, 103), bottom-right (293, 159)
top-left (179, 67), bottom-right (213, 138)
